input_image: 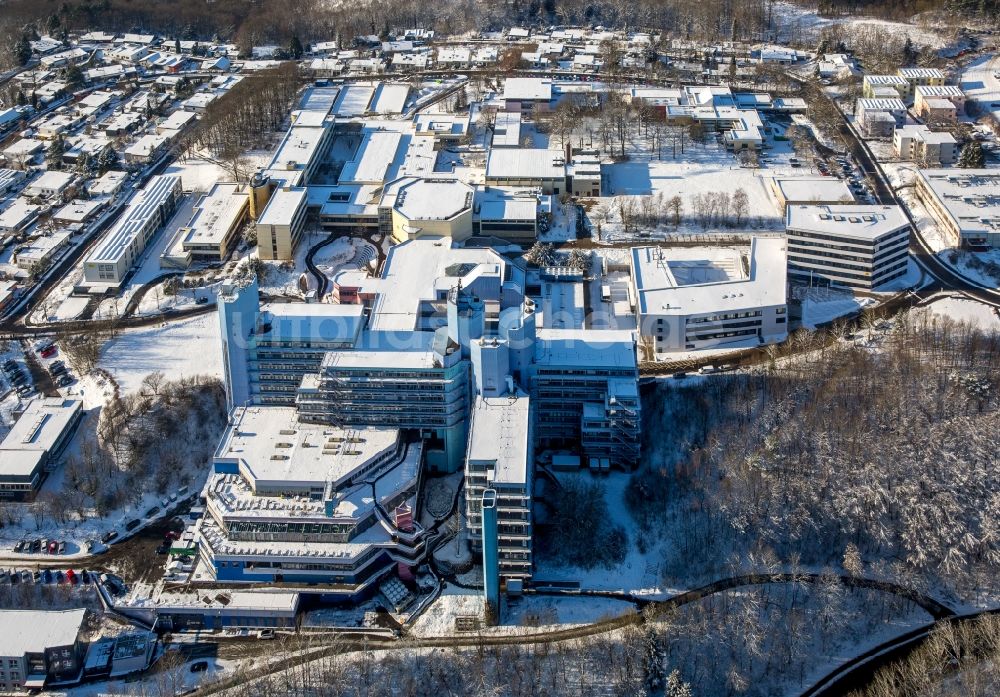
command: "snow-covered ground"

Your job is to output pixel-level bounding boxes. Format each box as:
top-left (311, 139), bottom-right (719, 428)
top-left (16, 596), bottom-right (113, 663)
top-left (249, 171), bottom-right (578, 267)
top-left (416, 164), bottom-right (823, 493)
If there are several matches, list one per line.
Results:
top-left (534, 471), bottom-right (671, 596)
top-left (98, 313), bottom-right (223, 395)
top-left (771, 0), bottom-right (958, 50)
top-left (799, 288), bottom-right (877, 329)
top-left (926, 296), bottom-right (1000, 331)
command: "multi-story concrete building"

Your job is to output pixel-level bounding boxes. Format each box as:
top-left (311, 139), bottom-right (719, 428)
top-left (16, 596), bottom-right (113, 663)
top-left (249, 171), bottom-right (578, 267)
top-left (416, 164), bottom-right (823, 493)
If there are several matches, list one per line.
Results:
top-left (296, 330), bottom-right (472, 473)
top-left (464, 389), bottom-right (533, 585)
top-left (785, 204), bottom-right (911, 289)
top-left (914, 85), bottom-right (966, 121)
top-left (161, 182), bottom-right (249, 267)
top-left (893, 125), bottom-right (958, 165)
top-left (82, 175), bottom-right (182, 289)
top-left (0, 609), bottom-right (87, 691)
top-left (862, 74), bottom-right (909, 100)
top-left (630, 238), bottom-right (789, 354)
top-left (256, 186), bottom-right (308, 261)
top-left (0, 398), bottom-right (83, 501)
top-left (195, 406), bottom-right (427, 592)
top-left (856, 99), bottom-right (907, 138)
top-left (897, 67), bottom-right (946, 101)
top-left (218, 278), bottom-right (366, 410)
top-left (914, 169), bottom-right (1000, 248)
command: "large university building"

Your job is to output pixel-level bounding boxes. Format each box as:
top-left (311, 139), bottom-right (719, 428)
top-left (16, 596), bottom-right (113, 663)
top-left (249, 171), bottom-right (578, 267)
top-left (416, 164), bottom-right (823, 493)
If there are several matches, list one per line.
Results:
top-left (217, 236), bottom-right (643, 592)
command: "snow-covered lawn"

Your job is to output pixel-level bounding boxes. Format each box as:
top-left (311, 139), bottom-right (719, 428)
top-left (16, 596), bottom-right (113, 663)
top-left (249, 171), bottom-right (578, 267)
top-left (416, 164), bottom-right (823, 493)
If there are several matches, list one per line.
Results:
top-left (534, 471), bottom-right (671, 597)
top-left (98, 313), bottom-right (223, 395)
top-left (927, 296), bottom-right (1000, 331)
top-left (409, 585), bottom-right (484, 636)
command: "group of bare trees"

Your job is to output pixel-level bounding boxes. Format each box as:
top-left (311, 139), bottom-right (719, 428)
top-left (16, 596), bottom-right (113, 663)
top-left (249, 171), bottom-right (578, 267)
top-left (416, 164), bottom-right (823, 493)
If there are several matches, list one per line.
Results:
top-left (185, 63), bottom-right (303, 165)
top-left (59, 375), bottom-right (225, 521)
top-left (638, 310), bottom-right (1000, 604)
top-left (851, 614), bottom-right (1000, 697)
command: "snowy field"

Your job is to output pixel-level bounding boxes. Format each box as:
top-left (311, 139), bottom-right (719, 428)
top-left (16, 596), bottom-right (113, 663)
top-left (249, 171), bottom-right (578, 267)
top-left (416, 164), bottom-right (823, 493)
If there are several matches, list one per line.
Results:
top-left (98, 313), bottom-right (223, 395)
top-left (927, 296), bottom-right (1000, 331)
top-left (771, 0), bottom-right (959, 50)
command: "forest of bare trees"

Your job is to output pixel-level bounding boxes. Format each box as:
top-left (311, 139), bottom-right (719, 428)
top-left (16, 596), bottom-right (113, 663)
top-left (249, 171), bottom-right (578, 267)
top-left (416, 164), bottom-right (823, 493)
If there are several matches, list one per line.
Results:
top-left (636, 311), bottom-right (1000, 605)
top-left (184, 63), bottom-right (303, 166)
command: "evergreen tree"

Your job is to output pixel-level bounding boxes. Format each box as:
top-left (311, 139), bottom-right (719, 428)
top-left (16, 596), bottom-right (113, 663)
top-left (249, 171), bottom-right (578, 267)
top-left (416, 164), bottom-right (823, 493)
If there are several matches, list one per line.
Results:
top-left (97, 147), bottom-right (118, 174)
top-left (64, 63), bottom-right (84, 88)
top-left (958, 141), bottom-right (985, 168)
top-left (289, 35), bottom-right (304, 60)
top-left (46, 137), bottom-right (67, 169)
top-left (13, 36), bottom-right (32, 67)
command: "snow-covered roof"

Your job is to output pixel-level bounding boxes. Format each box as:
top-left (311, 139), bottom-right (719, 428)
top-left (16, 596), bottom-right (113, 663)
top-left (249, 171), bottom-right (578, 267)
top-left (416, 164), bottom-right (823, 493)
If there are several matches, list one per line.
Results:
top-left (486, 148), bottom-right (566, 181)
top-left (915, 169), bottom-right (1000, 242)
top-left (771, 176), bottom-right (854, 204)
top-left (0, 609), bottom-right (86, 655)
top-left (786, 204), bottom-right (910, 241)
top-left (467, 391), bottom-right (530, 485)
top-left (898, 67), bottom-right (945, 79)
top-left (215, 406), bottom-right (400, 489)
top-left (503, 77), bottom-right (553, 102)
top-left (393, 178), bottom-right (473, 221)
top-left (257, 187), bottom-right (307, 227)
top-left (631, 238), bottom-right (788, 317)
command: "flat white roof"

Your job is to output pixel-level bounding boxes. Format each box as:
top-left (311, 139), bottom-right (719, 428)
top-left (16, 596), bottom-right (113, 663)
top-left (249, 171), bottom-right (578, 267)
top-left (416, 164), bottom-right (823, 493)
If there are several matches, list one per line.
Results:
top-left (631, 238), bottom-right (788, 316)
top-left (786, 204), bottom-right (910, 241)
top-left (180, 182), bottom-right (247, 248)
top-left (258, 187), bottom-right (306, 227)
top-left (53, 198), bottom-right (106, 223)
top-left (368, 238), bottom-right (504, 331)
top-left (257, 301), bottom-right (366, 344)
top-left (370, 83), bottom-right (410, 114)
top-left (26, 170), bottom-right (75, 193)
top-left (217, 406), bottom-right (400, 488)
top-left (0, 198), bottom-right (40, 231)
top-left (468, 390), bottom-right (530, 485)
top-left (0, 609), bottom-right (86, 655)
top-left (338, 130), bottom-right (402, 184)
top-left (772, 176), bottom-right (854, 204)
top-left (332, 83), bottom-right (376, 117)
top-left (394, 178), bottom-right (473, 221)
top-left (503, 77), bottom-right (553, 102)
top-left (267, 125), bottom-right (328, 176)
top-left (915, 169), bottom-right (1000, 239)
top-left (533, 328), bottom-right (637, 369)
top-left (87, 170), bottom-right (128, 197)
top-left (486, 148), bottom-right (566, 181)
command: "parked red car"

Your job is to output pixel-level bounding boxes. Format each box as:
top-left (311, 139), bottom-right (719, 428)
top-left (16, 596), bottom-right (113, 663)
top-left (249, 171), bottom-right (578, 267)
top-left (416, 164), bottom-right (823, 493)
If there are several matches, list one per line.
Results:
top-left (66, 569), bottom-right (77, 585)
top-left (47, 540), bottom-right (58, 554)
top-left (40, 346), bottom-right (56, 358)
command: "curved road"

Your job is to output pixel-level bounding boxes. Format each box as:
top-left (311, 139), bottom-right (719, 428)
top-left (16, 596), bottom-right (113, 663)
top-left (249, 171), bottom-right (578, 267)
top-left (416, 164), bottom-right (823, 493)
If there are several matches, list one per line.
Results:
top-left (189, 571), bottom-right (955, 696)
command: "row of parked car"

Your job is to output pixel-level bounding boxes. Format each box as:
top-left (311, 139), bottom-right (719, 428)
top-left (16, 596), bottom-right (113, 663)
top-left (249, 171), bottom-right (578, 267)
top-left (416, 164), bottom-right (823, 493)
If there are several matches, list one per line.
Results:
top-left (48, 359), bottom-right (75, 388)
top-left (13, 538), bottom-right (67, 554)
top-left (2, 358), bottom-right (33, 398)
top-left (0, 567), bottom-right (86, 585)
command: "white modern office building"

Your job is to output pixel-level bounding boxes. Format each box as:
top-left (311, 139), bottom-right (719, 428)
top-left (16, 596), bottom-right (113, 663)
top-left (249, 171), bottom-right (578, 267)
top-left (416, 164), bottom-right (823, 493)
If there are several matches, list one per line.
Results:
top-left (630, 238), bottom-right (789, 354)
top-left (161, 181), bottom-right (249, 266)
top-left (0, 398), bottom-right (83, 501)
top-left (82, 175), bottom-right (182, 289)
top-left (785, 204), bottom-right (911, 289)
top-left (914, 169), bottom-right (1000, 248)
